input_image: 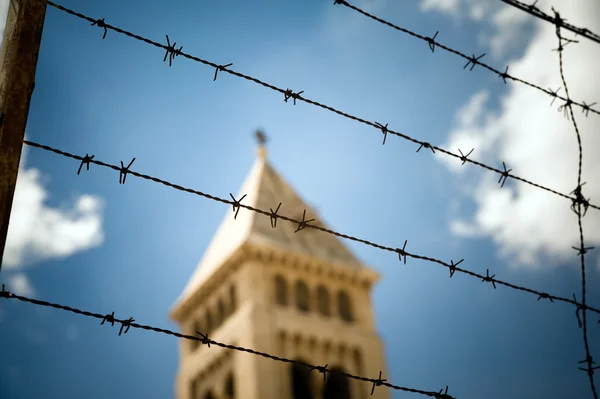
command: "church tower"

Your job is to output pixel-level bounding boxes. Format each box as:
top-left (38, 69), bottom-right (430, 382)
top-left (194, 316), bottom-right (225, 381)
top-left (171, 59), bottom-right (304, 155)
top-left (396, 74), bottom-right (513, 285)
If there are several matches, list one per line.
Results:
top-left (169, 131), bottom-right (390, 399)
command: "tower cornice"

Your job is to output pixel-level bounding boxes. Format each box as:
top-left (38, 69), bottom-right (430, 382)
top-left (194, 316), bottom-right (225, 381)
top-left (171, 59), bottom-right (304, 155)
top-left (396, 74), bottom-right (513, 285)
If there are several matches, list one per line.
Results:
top-left (169, 240), bottom-right (379, 323)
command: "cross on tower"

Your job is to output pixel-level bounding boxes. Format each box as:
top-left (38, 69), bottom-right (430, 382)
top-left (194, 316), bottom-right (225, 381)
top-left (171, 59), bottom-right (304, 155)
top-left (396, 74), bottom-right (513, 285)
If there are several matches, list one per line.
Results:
top-left (255, 129), bottom-right (268, 146)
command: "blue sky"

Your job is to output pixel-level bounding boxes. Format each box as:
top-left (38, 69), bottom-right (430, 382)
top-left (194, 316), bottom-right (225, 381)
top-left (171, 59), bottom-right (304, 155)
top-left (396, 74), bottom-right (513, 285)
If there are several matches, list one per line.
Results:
top-left (1, 0), bottom-right (600, 398)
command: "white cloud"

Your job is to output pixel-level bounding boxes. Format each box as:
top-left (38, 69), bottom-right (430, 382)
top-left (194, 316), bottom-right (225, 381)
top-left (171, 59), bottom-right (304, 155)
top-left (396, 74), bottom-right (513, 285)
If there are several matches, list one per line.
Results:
top-left (420, 0), bottom-right (494, 19)
top-left (0, 1), bottom-right (105, 294)
top-left (420, 0), bottom-right (460, 15)
top-left (7, 273), bottom-right (35, 296)
top-left (419, 0), bottom-right (532, 59)
top-left (435, 90), bottom-right (500, 174)
top-left (3, 157), bottom-right (105, 268)
top-left (1, 143), bottom-right (105, 296)
top-left (486, 6), bottom-right (530, 58)
top-left (0, 0), bottom-right (8, 45)
top-left (440, 0), bottom-right (600, 268)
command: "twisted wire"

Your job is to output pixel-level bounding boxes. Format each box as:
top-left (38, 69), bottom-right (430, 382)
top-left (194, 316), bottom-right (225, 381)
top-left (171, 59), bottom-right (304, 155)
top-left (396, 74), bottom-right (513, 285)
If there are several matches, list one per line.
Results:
top-left (501, 0), bottom-right (600, 45)
top-left (0, 286), bottom-right (453, 398)
top-left (43, 1), bottom-right (600, 214)
top-left (23, 139), bottom-right (600, 317)
top-left (334, 0), bottom-right (600, 117)
top-left (553, 11), bottom-right (598, 398)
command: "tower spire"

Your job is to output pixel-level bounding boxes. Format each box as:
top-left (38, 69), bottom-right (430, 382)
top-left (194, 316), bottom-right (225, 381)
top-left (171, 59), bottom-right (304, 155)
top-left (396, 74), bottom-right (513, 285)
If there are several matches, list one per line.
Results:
top-left (255, 129), bottom-right (268, 159)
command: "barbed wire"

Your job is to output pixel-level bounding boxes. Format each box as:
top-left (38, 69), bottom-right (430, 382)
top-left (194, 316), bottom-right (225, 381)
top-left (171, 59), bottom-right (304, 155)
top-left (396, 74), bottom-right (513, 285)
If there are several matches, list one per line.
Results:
top-left (44, 1), bottom-right (600, 215)
top-left (12, 3), bottom-right (600, 397)
top-left (22, 139), bottom-right (600, 318)
top-left (0, 285), bottom-right (454, 399)
top-left (552, 9), bottom-right (598, 399)
top-left (501, 0), bottom-right (600, 45)
top-left (333, 0), bottom-right (599, 117)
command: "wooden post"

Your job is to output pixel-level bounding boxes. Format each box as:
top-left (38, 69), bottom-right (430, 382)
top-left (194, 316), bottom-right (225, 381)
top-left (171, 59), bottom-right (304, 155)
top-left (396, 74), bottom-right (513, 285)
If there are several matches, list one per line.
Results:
top-left (0, 0), bottom-right (47, 272)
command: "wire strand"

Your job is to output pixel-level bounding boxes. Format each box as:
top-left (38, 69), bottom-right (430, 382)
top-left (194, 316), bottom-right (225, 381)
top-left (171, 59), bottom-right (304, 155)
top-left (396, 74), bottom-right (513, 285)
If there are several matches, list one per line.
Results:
top-left (0, 286), bottom-right (453, 398)
top-left (501, 0), bottom-right (600, 45)
top-left (22, 139), bottom-right (600, 318)
top-left (335, 0), bottom-right (600, 116)
top-left (43, 1), bottom-right (600, 215)
top-left (553, 13), bottom-right (598, 399)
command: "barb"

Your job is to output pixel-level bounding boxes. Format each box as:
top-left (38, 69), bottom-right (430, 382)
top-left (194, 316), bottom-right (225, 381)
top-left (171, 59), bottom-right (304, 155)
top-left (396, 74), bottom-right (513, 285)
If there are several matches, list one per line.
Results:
top-left (269, 202), bottom-right (282, 228)
top-left (332, 0), bottom-right (599, 116)
top-left (213, 63), bottom-right (233, 81)
top-left (448, 259), bottom-right (463, 278)
top-left (436, 386), bottom-right (451, 399)
top-left (554, 13), bottom-right (598, 398)
top-left (163, 35), bottom-right (183, 67)
top-left (44, 1), bottom-right (600, 214)
top-left (90, 18), bottom-right (107, 39)
top-left (370, 371), bottom-right (387, 396)
top-left (283, 88), bottom-right (304, 105)
top-left (416, 142), bottom-right (435, 154)
top-left (427, 31), bottom-right (439, 53)
top-left (22, 139), bottom-right (600, 317)
top-left (582, 102), bottom-right (597, 118)
top-left (395, 240), bottom-right (408, 265)
top-left (548, 87), bottom-right (562, 106)
top-left (119, 158), bottom-right (135, 184)
top-left (458, 148), bottom-right (473, 165)
top-left (537, 293), bottom-right (553, 302)
top-left (571, 183), bottom-right (591, 217)
top-left (0, 287), bottom-right (450, 398)
top-left (196, 331), bottom-right (211, 348)
top-left (77, 153), bottom-right (94, 175)
top-left (481, 269), bottom-right (497, 289)
top-left (499, 65), bottom-right (509, 84)
top-left (498, 162), bottom-right (512, 188)
top-left (229, 193), bottom-right (247, 220)
top-left (500, 0), bottom-right (600, 45)
top-left (374, 122), bottom-right (389, 145)
top-left (463, 53), bottom-right (486, 72)
top-left (294, 209), bottom-right (315, 233)
top-left (311, 364), bottom-right (328, 381)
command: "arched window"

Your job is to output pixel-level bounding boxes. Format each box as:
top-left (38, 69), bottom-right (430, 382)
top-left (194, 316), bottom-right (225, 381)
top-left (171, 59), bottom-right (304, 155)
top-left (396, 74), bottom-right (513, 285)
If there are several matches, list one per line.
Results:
top-left (337, 291), bottom-right (353, 322)
top-left (217, 299), bottom-right (226, 326)
top-left (295, 281), bottom-right (310, 312)
top-left (206, 310), bottom-right (214, 334)
top-left (291, 361), bottom-right (314, 399)
top-left (316, 285), bottom-right (330, 316)
top-left (322, 366), bottom-right (351, 399)
top-left (190, 379), bottom-right (199, 399)
top-left (190, 319), bottom-right (202, 350)
top-left (275, 275), bottom-right (288, 306)
top-left (230, 285), bottom-right (237, 314)
top-left (353, 348), bottom-right (367, 399)
top-left (224, 373), bottom-right (235, 398)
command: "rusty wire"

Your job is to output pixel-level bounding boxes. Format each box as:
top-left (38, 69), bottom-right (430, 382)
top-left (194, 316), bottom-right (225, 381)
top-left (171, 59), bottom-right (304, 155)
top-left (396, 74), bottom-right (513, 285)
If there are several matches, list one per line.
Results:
top-left (43, 1), bottom-right (600, 214)
top-left (22, 139), bottom-right (600, 317)
top-left (0, 285), bottom-right (453, 399)
top-left (333, 0), bottom-right (599, 117)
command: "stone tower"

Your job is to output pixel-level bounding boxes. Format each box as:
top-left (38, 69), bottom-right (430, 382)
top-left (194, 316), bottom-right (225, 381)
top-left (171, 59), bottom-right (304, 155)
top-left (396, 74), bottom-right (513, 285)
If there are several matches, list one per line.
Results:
top-left (169, 132), bottom-right (389, 399)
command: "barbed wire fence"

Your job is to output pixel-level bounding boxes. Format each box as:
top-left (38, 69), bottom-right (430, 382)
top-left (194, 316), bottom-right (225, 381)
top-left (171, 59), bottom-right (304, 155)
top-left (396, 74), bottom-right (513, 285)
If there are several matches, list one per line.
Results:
top-left (550, 7), bottom-right (598, 399)
top-left (501, 0), bottom-right (600, 45)
top-left (0, 0), bottom-right (597, 398)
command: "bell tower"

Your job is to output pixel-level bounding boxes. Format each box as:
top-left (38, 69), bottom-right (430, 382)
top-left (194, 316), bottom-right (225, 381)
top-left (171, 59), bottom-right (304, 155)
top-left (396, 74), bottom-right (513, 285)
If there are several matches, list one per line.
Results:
top-left (169, 131), bottom-right (389, 399)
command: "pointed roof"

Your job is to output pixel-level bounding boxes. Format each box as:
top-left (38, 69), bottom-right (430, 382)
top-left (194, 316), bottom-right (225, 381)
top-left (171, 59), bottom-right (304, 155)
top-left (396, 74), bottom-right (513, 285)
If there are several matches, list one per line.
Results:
top-left (174, 131), bottom-right (364, 306)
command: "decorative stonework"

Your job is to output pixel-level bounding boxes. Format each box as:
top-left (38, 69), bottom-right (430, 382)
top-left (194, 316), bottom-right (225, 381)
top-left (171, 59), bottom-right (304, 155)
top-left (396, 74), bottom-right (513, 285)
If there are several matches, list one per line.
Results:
top-left (170, 140), bottom-right (389, 399)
